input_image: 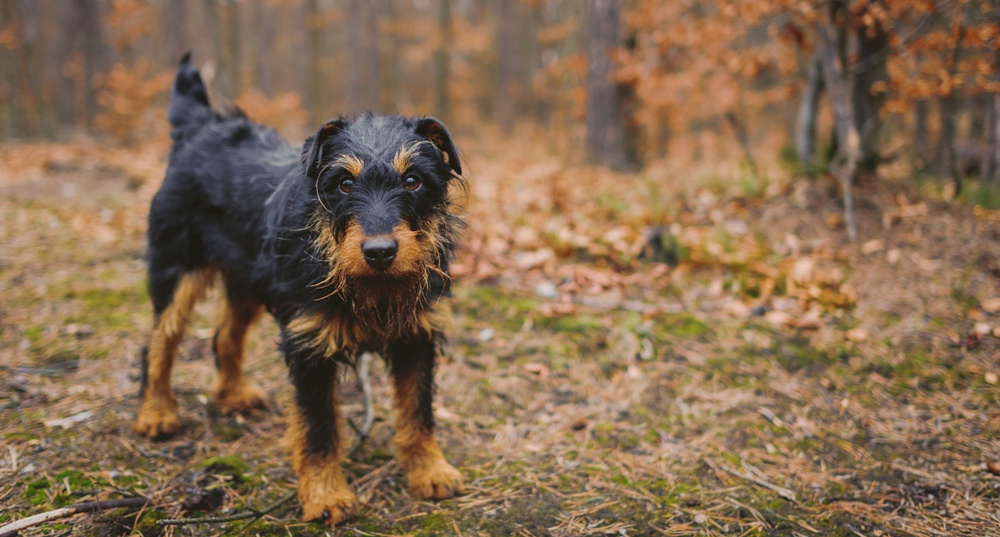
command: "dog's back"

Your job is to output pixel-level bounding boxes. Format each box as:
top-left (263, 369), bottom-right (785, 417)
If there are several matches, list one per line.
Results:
top-left (147, 55), bottom-right (301, 309)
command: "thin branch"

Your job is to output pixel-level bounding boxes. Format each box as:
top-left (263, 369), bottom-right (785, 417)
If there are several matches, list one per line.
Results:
top-left (0, 497), bottom-right (149, 537)
top-left (156, 489), bottom-right (296, 527)
top-left (705, 459), bottom-right (798, 503)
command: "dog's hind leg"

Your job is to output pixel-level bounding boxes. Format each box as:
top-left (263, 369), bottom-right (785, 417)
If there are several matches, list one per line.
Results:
top-left (134, 267), bottom-right (215, 438)
top-left (387, 333), bottom-right (463, 500)
top-left (213, 284), bottom-right (266, 412)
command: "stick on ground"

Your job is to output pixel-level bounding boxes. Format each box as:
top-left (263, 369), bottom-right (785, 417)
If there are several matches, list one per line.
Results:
top-left (0, 497), bottom-right (149, 537)
top-left (156, 489), bottom-right (296, 527)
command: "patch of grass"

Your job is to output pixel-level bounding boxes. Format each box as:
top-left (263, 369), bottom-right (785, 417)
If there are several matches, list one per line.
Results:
top-left (455, 286), bottom-right (538, 332)
top-left (961, 180), bottom-right (1000, 210)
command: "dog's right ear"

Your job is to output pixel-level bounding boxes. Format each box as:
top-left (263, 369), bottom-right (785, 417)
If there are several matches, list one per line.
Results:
top-left (302, 118), bottom-right (349, 179)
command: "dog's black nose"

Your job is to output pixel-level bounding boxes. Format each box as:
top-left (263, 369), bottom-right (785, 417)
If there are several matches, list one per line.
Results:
top-left (361, 237), bottom-right (398, 270)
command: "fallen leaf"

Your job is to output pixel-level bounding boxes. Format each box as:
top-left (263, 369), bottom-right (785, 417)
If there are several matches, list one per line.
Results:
top-left (982, 297), bottom-right (1000, 313)
top-left (524, 362), bottom-right (550, 380)
top-left (986, 372), bottom-right (999, 385)
top-left (764, 311), bottom-right (792, 327)
top-left (886, 248), bottom-right (901, 265)
top-left (845, 328), bottom-right (869, 342)
top-left (861, 239), bottom-right (883, 255)
top-left (723, 300), bottom-right (751, 318)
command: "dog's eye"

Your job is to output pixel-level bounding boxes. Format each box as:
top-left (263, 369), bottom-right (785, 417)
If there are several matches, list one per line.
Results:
top-left (403, 175), bottom-right (422, 191)
top-left (339, 178), bottom-right (355, 194)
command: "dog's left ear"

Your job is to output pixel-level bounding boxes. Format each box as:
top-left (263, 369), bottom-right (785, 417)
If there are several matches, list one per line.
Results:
top-left (415, 117), bottom-right (462, 176)
top-left (302, 118), bottom-right (349, 179)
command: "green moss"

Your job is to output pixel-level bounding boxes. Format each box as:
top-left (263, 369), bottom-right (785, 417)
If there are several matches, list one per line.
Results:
top-left (419, 512), bottom-right (454, 534)
top-left (199, 455), bottom-right (249, 482)
top-left (455, 286), bottom-right (538, 332)
top-left (78, 286), bottom-right (145, 309)
top-left (656, 313), bottom-right (712, 341)
top-left (23, 326), bottom-right (44, 343)
top-left (538, 314), bottom-right (604, 334)
top-left (23, 478), bottom-right (51, 505)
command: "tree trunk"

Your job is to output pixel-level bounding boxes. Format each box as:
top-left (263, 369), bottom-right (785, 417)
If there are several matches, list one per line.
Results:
top-left (981, 96), bottom-right (995, 181)
top-left (914, 99), bottom-right (929, 169)
top-left (305, 0), bottom-right (323, 123)
top-left (252, 0), bottom-right (273, 95)
top-left (796, 51), bottom-right (823, 168)
top-left (57, 0), bottom-right (78, 127)
top-left (937, 4), bottom-right (968, 194)
top-left (164, 0), bottom-right (189, 67)
top-left (584, 0), bottom-right (630, 171)
top-left (346, 0), bottom-right (382, 114)
top-left (225, 0), bottom-right (242, 96)
top-left (852, 12), bottom-right (888, 171)
top-left (433, 0), bottom-right (451, 121)
top-left (993, 93), bottom-right (1000, 185)
top-left (817, 17), bottom-right (861, 242)
top-left (495, 0), bottom-right (515, 134)
top-left (78, 0), bottom-right (103, 130)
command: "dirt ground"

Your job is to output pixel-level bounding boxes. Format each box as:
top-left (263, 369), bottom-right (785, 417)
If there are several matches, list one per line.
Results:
top-left (1, 130), bottom-right (1000, 537)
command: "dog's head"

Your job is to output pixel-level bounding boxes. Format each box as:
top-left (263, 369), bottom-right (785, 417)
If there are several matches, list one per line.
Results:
top-left (301, 114), bottom-right (462, 328)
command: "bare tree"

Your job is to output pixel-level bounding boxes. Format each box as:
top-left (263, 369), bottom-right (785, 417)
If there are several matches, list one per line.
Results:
top-left (495, 0), bottom-right (515, 134)
top-left (345, 0), bottom-right (383, 114)
top-left (433, 0), bottom-right (452, 121)
top-left (817, 6), bottom-right (862, 242)
top-left (796, 51), bottom-right (823, 168)
top-left (584, 0), bottom-right (630, 171)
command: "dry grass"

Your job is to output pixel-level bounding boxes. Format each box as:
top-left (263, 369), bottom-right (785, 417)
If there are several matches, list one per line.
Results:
top-left (1, 128), bottom-right (999, 536)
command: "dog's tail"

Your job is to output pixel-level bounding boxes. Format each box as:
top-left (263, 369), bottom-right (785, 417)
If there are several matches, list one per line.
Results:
top-left (167, 52), bottom-right (211, 130)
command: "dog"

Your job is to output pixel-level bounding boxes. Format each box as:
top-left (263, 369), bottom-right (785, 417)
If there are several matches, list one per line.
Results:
top-left (134, 54), bottom-right (464, 525)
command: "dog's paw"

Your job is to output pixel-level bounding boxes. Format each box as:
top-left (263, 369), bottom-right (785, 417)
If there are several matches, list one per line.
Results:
top-left (406, 457), bottom-right (463, 500)
top-left (134, 399), bottom-right (180, 438)
top-left (215, 381), bottom-right (267, 413)
top-left (300, 489), bottom-right (358, 526)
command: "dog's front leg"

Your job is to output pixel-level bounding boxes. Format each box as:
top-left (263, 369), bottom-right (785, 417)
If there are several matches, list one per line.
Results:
top-left (387, 333), bottom-right (463, 500)
top-left (285, 346), bottom-right (357, 525)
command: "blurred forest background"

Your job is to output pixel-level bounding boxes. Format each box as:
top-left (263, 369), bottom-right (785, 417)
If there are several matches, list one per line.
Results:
top-left (1, 0), bottom-right (999, 202)
top-left (3, 1), bottom-right (1000, 536)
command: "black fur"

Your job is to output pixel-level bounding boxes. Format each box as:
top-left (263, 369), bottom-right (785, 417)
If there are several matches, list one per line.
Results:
top-left (147, 55), bottom-right (463, 460)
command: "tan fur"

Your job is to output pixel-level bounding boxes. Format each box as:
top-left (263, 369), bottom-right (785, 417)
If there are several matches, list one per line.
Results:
top-left (213, 294), bottom-right (266, 412)
top-left (286, 311), bottom-right (369, 357)
top-left (416, 306), bottom-right (452, 336)
top-left (392, 369), bottom-right (463, 499)
top-left (392, 142), bottom-right (426, 175)
top-left (134, 268), bottom-right (216, 438)
top-left (286, 405), bottom-right (357, 524)
top-left (309, 217), bottom-right (446, 338)
top-left (329, 154), bottom-right (364, 177)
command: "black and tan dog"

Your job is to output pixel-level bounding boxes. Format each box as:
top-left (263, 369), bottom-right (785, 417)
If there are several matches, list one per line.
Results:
top-left (134, 54), bottom-right (464, 524)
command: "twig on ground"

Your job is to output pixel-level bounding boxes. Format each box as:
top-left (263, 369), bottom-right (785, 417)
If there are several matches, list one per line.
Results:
top-left (705, 458), bottom-right (798, 503)
top-left (0, 496), bottom-right (149, 537)
top-left (357, 351), bottom-right (375, 437)
top-left (156, 489), bottom-right (296, 527)
top-left (346, 352), bottom-right (377, 458)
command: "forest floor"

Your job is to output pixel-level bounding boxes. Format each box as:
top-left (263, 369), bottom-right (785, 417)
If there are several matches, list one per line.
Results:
top-left (1, 128), bottom-right (1000, 537)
